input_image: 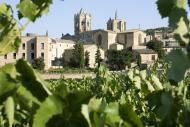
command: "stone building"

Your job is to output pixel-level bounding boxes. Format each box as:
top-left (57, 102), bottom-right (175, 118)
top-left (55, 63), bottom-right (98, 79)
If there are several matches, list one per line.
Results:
top-left (74, 8), bottom-right (92, 35)
top-left (0, 33), bottom-right (52, 70)
top-left (134, 49), bottom-right (158, 68)
top-left (77, 9), bottom-right (147, 51)
top-left (64, 44), bottom-right (105, 68)
top-left (107, 10), bottom-right (127, 32)
top-left (0, 8), bottom-right (159, 70)
top-left (0, 33), bottom-right (75, 70)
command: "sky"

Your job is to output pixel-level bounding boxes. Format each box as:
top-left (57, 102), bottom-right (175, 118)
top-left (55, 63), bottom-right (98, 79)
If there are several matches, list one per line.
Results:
top-left (3, 0), bottom-right (169, 38)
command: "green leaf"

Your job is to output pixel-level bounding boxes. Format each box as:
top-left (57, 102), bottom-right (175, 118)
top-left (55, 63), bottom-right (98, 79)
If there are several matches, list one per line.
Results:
top-left (0, 64), bottom-right (18, 103)
top-left (165, 49), bottom-right (190, 82)
top-left (81, 105), bottom-right (92, 127)
top-left (105, 102), bottom-right (121, 124)
top-left (156, 0), bottom-right (175, 18)
top-left (16, 59), bottom-right (51, 102)
top-left (152, 75), bottom-right (163, 90)
top-left (17, 0), bottom-right (52, 21)
top-left (32, 95), bottom-right (64, 127)
top-left (119, 102), bottom-right (143, 127)
top-left (0, 4), bottom-right (21, 55)
top-left (4, 97), bottom-right (14, 127)
top-left (17, 0), bottom-right (38, 21)
top-left (158, 92), bottom-right (175, 121)
top-left (169, 7), bottom-right (189, 45)
top-left (147, 91), bottom-right (177, 126)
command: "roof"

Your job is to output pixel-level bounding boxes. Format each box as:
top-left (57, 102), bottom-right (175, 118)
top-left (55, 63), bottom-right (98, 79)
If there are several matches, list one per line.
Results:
top-left (93, 29), bottom-right (117, 34)
top-left (134, 48), bottom-right (157, 54)
top-left (80, 29), bottom-right (117, 34)
top-left (55, 39), bottom-right (76, 44)
top-left (119, 29), bottom-right (144, 34)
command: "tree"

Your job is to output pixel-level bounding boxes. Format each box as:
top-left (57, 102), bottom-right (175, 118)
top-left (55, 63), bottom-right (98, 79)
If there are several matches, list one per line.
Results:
top-left (95, 46), bottom-right (102, 68)
top-left (146, 39), bottom-right (165, 58)
top-left (70, 42), bottom-right (84, 68)
top-left (84, 51), bottom-right (90, 68)
top-left (107, 49), bottom-right (132, 70)
top-left (32, 57), bottom-right (45, 70)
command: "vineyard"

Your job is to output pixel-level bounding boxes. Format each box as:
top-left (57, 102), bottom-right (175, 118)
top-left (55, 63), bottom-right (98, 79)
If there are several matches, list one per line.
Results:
top-left (0, 0), bottom-right (190, 127)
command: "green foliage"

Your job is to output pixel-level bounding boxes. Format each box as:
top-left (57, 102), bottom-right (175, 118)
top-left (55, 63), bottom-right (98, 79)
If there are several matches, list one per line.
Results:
top-left (85, 51), bottom-right (90, 68)
top-left (119, 102), bottom-right (143, 127)
top-left (95, 46), bottom-right (102, 68)
top-left (165, 49), bottom-right (190, 82)
top-left (145, 27), bottom-right (173, 35)
top-left (0, 64), bottom-right (19, 103)
top-left (32, 57), bottom-right (45, 71)
top-left (17, 0), bottom-right (52, 22)
top-left (32, 95), bottom-right (63, 127)
top-left (16, 59), bottom-right (51, 102)
top-left (107, 49), bottom-right (132, 70)
top-left (1, 0), bottom-right (190, 127)
top-left (4, 97), bottom-right (14, 127)
top-left (156, 0), bottom-right (175, 18)
top-left (70, 42), bottom-right (85, 68)
top-left (0, 4), bottom-right (21, 55)
top-left (157, 0), bottom-right (189, 46)
top-left (146, 39), bottom-right (165, 58)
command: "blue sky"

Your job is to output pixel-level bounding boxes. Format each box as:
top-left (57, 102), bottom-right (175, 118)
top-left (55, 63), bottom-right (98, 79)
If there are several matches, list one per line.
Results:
top-left (3, 0), bottom-right (168, 38)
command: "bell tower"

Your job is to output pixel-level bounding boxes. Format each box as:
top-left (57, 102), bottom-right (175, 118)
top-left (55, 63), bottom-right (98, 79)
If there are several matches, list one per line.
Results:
top-left (107, 10), bottom-right (127, 32)
top-left (74, 8), bottom-right (92, 35)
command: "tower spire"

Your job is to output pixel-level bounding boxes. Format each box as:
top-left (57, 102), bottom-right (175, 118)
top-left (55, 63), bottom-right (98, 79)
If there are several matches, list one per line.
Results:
top-left (115, 9), bottom-right (118, 20)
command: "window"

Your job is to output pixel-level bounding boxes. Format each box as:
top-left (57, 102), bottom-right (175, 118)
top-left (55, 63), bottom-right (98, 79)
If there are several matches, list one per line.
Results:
top-left (13, 53), bottom-right (16, 59)
top-left (81, 21), bottom-right (85, 26)
top-left (22, 43), bottom-right (25, 50)
top-left (97, 34), bottom-right (102, 46)
top-left (31, 53), bottom-right (35, 59)
top-left (125, 35), bottom-right (128, 44)
top-left (152, 55), bottom-right (155, 60)
top-left (31, 43), bottom-right (35, 50)
top-left (41, 52), bottom-right (44, 58)
top-left (22, 53), bottom-right (25, 59)
top-left (4, 54), bottom-right (7, 59)
top-left (41, 43), bottom-right (44, 49)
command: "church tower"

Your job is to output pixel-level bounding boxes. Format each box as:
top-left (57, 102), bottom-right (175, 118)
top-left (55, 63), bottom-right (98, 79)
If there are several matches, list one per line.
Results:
top-left (107, 10), bottom-right (127, 32)
top-left (74, 8), bottom-right (92, 35)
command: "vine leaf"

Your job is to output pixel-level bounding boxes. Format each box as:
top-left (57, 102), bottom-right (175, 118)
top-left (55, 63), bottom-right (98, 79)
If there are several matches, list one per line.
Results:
top-left (32, 95), bottom-right (63, 127)
top-left (119, 102), bottom-right (143, 127)
top-left (156, 0), bottom-right (175, 18)
top-left (81, 105), bottom-right (92, 127)
top-left (0, 64), bottom-right (18, 103)
top-left (17, 0), bottom-right (52, 22)
top-left (165, 49), bottom-right (190, 82)
top-left (16, 59), bottom-right (51, 102)
top-left (157, 0), bottom-right (189, 45)
top-left (147, 91), bottom-right (177, 126)
top-left (0, 4), bottom-right (21, 55)
top-left (4, 97), bottom-right (14, 127)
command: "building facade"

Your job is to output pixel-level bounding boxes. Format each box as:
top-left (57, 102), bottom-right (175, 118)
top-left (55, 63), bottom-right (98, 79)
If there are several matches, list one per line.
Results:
top-left (0, 8), bottom-right (161, 70)
top-left (0, 33), bottom-right (75, 70)
top-left (107, 10), bottom-right (127, 32)
top-left (74, 8), bottom-right (92, 35)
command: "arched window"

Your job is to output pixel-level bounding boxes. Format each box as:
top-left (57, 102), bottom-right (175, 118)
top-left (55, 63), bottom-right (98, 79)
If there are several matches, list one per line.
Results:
top-left (97, 34), bottom-right (102, 46)
top-left (81, 20), bottom-right (85, 26)
top-left (138, 34), bottom-right (142, 45)
top-left (87, 22), bottom-right (89, 27)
